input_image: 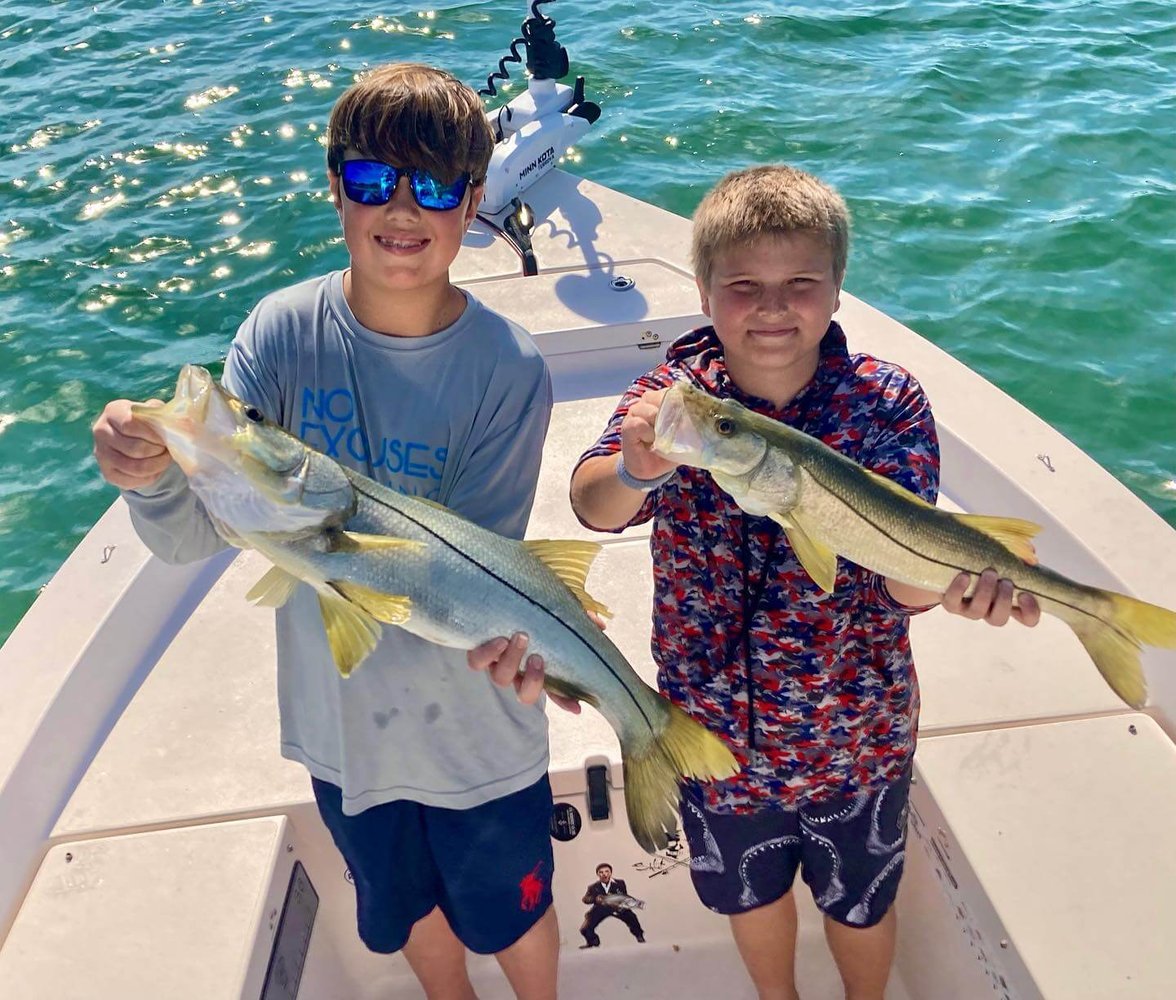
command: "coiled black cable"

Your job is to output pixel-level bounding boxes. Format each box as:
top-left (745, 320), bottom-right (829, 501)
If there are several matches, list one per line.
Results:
top-left (478, 0), bottom-right (567, 99)
top-left (479, 36), bottom-right (527, 100)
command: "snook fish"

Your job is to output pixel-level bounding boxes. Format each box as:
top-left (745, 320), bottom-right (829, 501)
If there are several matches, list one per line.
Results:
top-left (132, 365), bottom-right (737, 852)
top-left (652, 381), bottom-right (1176, 709)
top-left (601, 893), bottom-right (646, 911)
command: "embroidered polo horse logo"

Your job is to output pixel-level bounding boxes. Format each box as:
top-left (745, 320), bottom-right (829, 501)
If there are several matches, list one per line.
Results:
top-left (519, 861), bottom-right (547, 911)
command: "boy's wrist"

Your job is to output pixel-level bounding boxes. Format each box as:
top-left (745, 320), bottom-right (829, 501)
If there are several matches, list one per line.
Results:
top-left (881, 576), bottom-right (941, 613)
top-left (615, 453), bottom-right (674, 493)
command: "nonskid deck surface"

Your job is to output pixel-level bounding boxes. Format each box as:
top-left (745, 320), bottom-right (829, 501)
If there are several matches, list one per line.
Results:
top-left (377, 894), bottom-right (914, 1000)
top-left (6, 392), bottom-right (1166, 1000)
top-left (1, 806), bottom-right (915, 1000)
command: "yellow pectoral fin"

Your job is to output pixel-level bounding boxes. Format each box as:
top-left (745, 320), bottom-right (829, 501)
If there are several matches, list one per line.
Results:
top-left (952, 513), bottom-right (1042, 565)
top-left (331, 581), bottom-right (413, 626)
top-left (523, 539), bottom-right (613, 620)
top-left (769, 512), bottom-right (838, 593)
top-left (334, 531), bottom-right (427, 555)
top-left (246, 566), bottom-right (301, 607)
top-left (318, 591), bottom-right (382, 677)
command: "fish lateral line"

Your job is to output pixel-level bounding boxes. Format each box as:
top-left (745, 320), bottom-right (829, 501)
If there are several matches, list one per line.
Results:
top-left (347, 477), bottom-right (660, 733)
top-left (798, 457), bottom-right (1017, 565)
top-left (797, 463), bottom-right (1147, 642)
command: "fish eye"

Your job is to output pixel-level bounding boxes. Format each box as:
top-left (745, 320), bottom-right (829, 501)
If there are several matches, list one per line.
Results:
top-left (244, 406), bottom-right (264, 423)
top-left (715, 417), bottom-right (736, 436)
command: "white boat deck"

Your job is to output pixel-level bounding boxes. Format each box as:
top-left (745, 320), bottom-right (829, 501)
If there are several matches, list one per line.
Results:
top-left (1, 172), bottom-right (1175, 998)
top-left (0, 396), bottom-right (914, 999)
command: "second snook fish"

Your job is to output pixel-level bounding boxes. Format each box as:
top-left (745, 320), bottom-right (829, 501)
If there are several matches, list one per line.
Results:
top-left (652, 380), bottom-right (1176, 709)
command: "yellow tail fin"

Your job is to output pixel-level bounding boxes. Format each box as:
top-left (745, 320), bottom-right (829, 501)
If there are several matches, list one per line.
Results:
top-left (1070, 592), bottom-right (1176, 709)
top-left (1108, 592), bottom-right (1176, 648)
top-left (621, 704), bottom-right (738, 853)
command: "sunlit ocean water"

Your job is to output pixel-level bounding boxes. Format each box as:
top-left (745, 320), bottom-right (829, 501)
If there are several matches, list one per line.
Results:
top-left (1, 0), bottom-right (1173, 643)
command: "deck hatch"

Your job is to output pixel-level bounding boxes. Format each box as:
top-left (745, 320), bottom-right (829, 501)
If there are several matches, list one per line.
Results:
top-left (260, 860), bottom-right (318, 1000)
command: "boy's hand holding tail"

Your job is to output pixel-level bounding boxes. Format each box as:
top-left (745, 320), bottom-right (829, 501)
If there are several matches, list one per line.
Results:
top-left (92, 399), bottom-right (172, 489)
top-left (940, 568), bottom-right (1041, 627)
top-left (887, 568), bottom-right (1041, 627)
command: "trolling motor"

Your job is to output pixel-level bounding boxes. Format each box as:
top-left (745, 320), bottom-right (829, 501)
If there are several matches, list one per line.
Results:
top-left (478, 0), bottom-right (601, 218)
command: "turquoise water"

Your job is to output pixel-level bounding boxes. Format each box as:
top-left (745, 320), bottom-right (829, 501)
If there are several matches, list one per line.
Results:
top-left (1, 1), bottom-right (1173, 645)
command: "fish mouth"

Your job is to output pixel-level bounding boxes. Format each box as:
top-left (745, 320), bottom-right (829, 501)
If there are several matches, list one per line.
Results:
top-left (131, 364), bottom-right (215, 428)
top-left (167, 364), bottom-right (218, 425)
top-left (173, 364), bottom-right (215, 414)
top-left (128, 365), bottom-right (227, 476)
top-left (652, 384), bottom-right (705, 462)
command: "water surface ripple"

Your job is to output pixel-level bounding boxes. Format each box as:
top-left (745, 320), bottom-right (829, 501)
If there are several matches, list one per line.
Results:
top-left (1, 1), bottom-right (1173, 642)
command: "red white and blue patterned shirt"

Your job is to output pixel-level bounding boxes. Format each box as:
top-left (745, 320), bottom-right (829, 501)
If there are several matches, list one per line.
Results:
top-left (575, 322), bottom-right (940, 812)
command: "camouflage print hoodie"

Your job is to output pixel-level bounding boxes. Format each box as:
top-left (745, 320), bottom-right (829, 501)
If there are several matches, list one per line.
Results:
top-left (575, 322), bottom-right (940, 812)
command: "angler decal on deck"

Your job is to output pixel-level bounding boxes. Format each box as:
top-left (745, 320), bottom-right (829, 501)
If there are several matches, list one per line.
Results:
top-left (299, 387), bottom-right (446, 489)
top-left (578, 862), bottom-right (648, 947)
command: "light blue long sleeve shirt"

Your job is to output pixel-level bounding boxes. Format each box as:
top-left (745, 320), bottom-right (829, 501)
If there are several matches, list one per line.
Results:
top-left (125, 271), bottom-right (553, 813)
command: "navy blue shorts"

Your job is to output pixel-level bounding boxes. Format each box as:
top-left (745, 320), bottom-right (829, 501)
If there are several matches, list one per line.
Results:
top-left (680, 765), bottom-right (911, 928)
top-left (312, 774), bottom-right (555, 955)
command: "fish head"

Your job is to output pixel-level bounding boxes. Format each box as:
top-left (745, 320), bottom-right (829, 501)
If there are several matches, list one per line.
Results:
top-left (131, 365), bottom-right (355, 536)
top-left (652, 382), bottom-right (768, 478)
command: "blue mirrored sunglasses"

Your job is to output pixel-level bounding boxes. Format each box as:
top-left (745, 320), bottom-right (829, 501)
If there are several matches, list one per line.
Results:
top-left (339, 159), bottom-right (470, 211)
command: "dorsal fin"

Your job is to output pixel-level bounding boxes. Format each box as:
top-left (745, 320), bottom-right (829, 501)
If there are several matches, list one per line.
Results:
top-left (859, 465), bottom-right (1041, 565)
top-left (952, 513), bottom-right (1041, 565)
top-left (523, 539), bottom-right (613, 619)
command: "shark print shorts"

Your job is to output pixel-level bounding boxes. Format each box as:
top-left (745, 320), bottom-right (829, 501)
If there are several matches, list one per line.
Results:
top-left (680, 763), bottom-right (911, 927)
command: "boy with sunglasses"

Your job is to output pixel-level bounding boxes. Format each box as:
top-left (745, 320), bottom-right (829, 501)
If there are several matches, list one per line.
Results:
top-left (569, 165), bottom-right (1039, 1000)
top-left (93, 64), bottom-right (563, 998)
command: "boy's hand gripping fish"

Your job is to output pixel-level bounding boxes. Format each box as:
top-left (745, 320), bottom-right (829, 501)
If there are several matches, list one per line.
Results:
top-left (132, 365), bottom-right (737, 852)
top-left (652, 381), bottom-right (1176, 709)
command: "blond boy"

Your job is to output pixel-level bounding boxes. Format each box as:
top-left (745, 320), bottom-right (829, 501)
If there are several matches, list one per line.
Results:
top-left (570, 165), bottom-right (1038, 999)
